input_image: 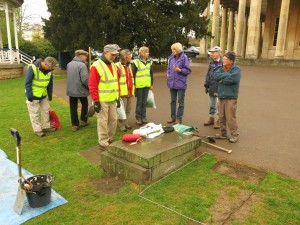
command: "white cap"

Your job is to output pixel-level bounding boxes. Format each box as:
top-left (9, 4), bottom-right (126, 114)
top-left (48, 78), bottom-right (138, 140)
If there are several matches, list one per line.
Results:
top-left (208, 46), bottom-right (222, 52)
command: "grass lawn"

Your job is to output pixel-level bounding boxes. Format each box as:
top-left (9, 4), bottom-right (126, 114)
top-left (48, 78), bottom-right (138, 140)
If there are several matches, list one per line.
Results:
top-left (0, 74), bottom-right (299, 225)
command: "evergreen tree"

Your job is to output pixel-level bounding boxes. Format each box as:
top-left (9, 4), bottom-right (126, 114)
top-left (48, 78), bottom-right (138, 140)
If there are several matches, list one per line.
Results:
top-left (44, 0), bottom-right (210, 58)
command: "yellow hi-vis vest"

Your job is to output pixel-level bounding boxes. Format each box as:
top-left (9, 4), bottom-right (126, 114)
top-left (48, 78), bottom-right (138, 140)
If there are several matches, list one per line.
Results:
top-left (133, 59), bottom-right (152, 88)
top-left (115, 62), bottom-right (135, 96)
top-left (30, 64), bottom-right (51, 97)
top-left (93, 60), bottom-right (119, 102)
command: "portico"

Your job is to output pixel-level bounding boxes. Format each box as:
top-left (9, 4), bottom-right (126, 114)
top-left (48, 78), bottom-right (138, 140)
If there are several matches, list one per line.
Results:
top-left (204, 0), bottom-right (300, 60)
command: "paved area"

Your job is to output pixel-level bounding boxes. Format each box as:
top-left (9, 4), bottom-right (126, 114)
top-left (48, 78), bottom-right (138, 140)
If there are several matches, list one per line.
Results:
top-left (53, 63), bottom-right (300, 180)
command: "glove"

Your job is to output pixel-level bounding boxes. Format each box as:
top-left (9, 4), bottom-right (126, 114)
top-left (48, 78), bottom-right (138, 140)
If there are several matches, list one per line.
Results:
top-left (94, 102), bottom-right (101, 113)
top-left (205, 88), bottom-right (209, 94)
top-left (48, 96), bottom-right (52, 101)
top-left (27, 98), bottom-right (33, 102)
top-left (204, 84), bottom-right (209, 89)
top-left (116, 99), bottom-right (121, 108)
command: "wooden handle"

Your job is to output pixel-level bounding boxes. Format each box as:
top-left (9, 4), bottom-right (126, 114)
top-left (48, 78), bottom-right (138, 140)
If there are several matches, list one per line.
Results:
top-left (202, 140), bottom-right (232, 154)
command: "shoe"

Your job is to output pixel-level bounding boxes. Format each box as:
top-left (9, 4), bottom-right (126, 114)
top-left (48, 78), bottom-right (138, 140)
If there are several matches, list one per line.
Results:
top-left (125, 124), bottom-right (132, 129)
top-left (35, 131), bottom-right (45, 137)
top-left (80, 121), bottom-right (90, 127)
top-left (229, 136), bottom-right (239, 143)
top-left (136, 120), bottom-right (142, 125)
top-left (142, 118), bottom-right (148, 124)
top-left (42, 127), bottom-right (57, 132)
top-left (215, 133), bottom-right (228, 139)
top-left (72, 126), bottom-right (79, 132)
top-left (167, 118), bottom-right (176, 123)
top-left (175, 119), bottom-right (182, 124)
top-left (204, 117), bottom-right (214, 126)
top-left (214, 119), bottom-right (220, 129)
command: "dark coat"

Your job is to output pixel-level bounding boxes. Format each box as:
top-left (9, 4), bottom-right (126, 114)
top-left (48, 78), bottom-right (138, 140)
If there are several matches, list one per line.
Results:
top-left (204, 59), bottom-right (223, 96)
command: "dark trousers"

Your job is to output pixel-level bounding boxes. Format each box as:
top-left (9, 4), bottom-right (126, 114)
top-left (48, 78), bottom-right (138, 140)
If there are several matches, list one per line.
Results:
top-left (170, 88), bottom-right (185, 121)
top-left (69, 96), bottom-right (88, 126)
top-left (135, 87), bottom-right (149, 120)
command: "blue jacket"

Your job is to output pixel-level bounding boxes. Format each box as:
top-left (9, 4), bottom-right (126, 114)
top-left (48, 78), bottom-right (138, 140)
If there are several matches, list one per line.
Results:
top-left (167, 52), bottom-right (191, 89)
top-left (204, 59), bottom-right (222, 96)
top-left (25, 59), bottom-right (54, 100)
top-left (214, 64), bottom-right (241, 99)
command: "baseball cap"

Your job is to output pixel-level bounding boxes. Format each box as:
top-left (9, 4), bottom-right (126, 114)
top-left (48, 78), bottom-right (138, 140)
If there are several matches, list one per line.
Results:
top-left (104, 44), bottom-right (119, 54)
top-left (75, 49), bottom-right (88, 56)
top-left (208, 46), bottom-right (222, 52)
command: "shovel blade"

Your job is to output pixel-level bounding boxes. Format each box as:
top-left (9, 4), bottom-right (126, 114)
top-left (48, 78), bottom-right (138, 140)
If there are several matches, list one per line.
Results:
top-left (13, 186), bottom-right (26, 215)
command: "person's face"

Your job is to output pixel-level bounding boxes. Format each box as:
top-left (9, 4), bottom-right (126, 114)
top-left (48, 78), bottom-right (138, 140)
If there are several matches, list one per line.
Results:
top-left (171, 48), bottom-right (178, 55)
top-left (141, 51), bottom-right (149, 59)
top-left (80, 54), bottom-right (88, 61)
top-left (222, 56), bottom-right (233, 67)
top-left (210, 51), bottom-right (220, 60)
top-left (124, 54), bottom-right (132, 63)
top-left (42, 62), bottom-right (53, 71)
top-left (105, 52), bottom-right (118, 62)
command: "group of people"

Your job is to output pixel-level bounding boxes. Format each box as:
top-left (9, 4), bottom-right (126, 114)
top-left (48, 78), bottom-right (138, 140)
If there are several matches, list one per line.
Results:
top-left (166, 44), bottom-right (241, 143)
top-left (24, 42), bottom-right (241, 146)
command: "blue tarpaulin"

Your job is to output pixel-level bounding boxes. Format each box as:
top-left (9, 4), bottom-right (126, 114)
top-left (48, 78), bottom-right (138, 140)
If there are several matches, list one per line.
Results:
top-left (0, 150), bottom-right (67, 225)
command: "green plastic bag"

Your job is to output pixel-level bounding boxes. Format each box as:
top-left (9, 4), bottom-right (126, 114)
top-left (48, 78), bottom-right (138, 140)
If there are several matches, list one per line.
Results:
top-left (173, 124), bottom-right (197, 133)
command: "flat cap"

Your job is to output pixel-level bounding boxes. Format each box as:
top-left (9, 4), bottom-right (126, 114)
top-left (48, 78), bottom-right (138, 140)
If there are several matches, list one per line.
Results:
top-left (208, 46), bottom-right (222, 52)
top-left (104, 44), bottom-right (119, 54)
top-left (75, 49), bottom-right (88, 56)
top-left (44, 57), bottom-right (57, 68)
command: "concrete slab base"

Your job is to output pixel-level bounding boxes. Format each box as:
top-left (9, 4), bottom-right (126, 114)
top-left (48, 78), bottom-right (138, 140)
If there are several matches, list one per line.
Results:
top-left (101, 132), bottom-right (201, 184)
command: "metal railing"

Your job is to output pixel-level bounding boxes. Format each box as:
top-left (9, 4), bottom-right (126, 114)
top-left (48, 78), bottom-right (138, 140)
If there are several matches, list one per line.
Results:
top-left (0, 48), bottom-right (35, 64)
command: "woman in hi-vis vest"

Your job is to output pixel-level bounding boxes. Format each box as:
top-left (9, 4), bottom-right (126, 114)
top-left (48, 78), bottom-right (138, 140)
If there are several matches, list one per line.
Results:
top-left (131, 46), bottom-right (154, 125)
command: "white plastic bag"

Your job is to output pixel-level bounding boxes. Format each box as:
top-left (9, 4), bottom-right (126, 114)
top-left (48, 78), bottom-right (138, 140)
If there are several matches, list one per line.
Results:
top-left (116, 98), bottom-right (126, 120)
top-left (146, 90), bottom-right (156, 109)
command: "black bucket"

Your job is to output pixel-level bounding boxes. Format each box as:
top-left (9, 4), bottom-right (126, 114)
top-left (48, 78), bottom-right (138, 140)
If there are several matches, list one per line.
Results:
top-left (22, 174), bottom-right (54, 208)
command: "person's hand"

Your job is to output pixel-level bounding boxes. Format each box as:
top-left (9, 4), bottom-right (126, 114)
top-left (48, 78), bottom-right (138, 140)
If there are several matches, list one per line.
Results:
top-left (204, 84), bottom-right (209, 88)
top-left (94, 102), bottom-right (101, 113)
top-left (27, 98), bottom-right (33, 102)
top-left (116, 99), bottom-right (121, 108)
top-left (205, 88), bottom-right (209, 94)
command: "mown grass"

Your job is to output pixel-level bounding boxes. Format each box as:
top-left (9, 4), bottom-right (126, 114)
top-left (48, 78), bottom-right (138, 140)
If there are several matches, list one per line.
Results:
top-left (0, 75), bottom-right (299, 225)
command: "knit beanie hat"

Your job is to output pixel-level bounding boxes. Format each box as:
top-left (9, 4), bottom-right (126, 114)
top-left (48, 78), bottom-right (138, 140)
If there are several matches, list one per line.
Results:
top-left (224, 51), bottom-right (236, 61)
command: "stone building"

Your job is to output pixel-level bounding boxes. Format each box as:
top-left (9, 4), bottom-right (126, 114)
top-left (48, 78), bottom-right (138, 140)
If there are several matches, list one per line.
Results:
top-left (202, 0), bottom-right (300, 61)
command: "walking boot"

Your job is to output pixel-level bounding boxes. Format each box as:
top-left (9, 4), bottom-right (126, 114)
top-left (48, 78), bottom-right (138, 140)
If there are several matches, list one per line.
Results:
top-left (204, 117), bottom-right (214, 126)
top-left (214, 119), bottom-right (220, 129)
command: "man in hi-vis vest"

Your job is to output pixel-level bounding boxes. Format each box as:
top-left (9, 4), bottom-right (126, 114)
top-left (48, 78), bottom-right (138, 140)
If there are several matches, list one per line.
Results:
top-left (25, 57), bottom-right (57, 137)
top-left (89, 44), bottom-right (121, 150)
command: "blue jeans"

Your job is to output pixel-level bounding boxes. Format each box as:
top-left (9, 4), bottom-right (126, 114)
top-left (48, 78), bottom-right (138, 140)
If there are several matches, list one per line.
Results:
top-left (170, 89), bottom-right (185, 120)
top-left (135, 87), bottom-right (150, 120)
top-left (208, 96), bottom-right (218, 116)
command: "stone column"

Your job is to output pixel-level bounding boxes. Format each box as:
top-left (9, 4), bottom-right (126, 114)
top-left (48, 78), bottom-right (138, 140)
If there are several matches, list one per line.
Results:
top-left (245, 0), bottom-right (262, 59)
top-left (211, 0), bottom-right (220, 47)
top-left (275, 0), bottom-right (290, 59)
top-left (220, 7), bottom-right (228, 53)
top-left (234, 0), bottom-right (247, 58)
top-left (242, 15), bottom-right (248, 58)
top-left (227, 8), bottom-right (235, 51)
top-left (200, 2), bottom-right (210, 56)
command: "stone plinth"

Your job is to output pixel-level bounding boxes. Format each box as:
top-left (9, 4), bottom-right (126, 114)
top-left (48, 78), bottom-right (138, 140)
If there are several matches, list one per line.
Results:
top-left (0, 64), bottom-right (25, 80)
top-left (101, 132), bottom-right (201, 184)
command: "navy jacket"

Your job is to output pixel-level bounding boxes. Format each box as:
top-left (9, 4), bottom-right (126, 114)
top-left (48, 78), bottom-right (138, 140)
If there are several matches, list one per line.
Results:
top-left (25, 59), bottom-right (54, 100)
top-left (204, 59), bottom-right (222, 96)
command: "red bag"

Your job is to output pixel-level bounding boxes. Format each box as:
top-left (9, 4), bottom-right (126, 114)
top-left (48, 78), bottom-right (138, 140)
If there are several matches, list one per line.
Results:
top-left (49, 110), bottom-right (61, 129)
top-left (122, 134), bottom-right (141, 142)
